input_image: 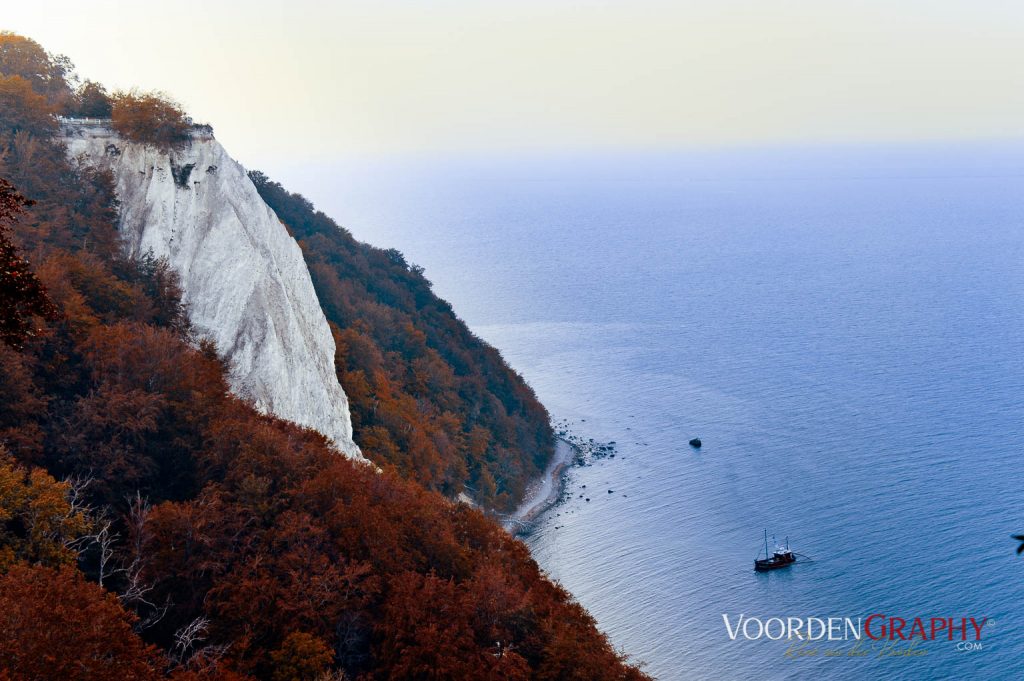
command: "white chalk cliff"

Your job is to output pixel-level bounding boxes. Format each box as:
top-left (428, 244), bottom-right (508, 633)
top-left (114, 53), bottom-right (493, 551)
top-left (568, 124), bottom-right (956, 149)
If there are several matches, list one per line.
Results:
top-left (61, 120), bottom-right (362, 459)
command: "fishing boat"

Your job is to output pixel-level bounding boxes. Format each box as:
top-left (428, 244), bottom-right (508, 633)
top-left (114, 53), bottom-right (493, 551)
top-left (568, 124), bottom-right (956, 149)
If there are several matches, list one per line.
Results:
top-left (754, 530), bottom-right (796, 571)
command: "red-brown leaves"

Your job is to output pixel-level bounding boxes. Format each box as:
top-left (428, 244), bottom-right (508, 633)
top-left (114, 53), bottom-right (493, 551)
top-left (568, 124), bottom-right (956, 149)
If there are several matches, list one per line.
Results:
top-left (0, 564), bottom-right (163, 681)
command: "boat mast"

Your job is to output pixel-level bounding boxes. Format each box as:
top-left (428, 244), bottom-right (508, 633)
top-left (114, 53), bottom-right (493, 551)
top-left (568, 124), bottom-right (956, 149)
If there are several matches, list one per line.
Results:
top-left (764, 529), bottom-right (769, 559)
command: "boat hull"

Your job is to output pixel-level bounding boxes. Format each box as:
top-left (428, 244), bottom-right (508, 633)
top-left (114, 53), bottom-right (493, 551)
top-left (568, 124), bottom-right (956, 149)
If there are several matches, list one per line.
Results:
top-left (754, 555), bottom-right (796, 572)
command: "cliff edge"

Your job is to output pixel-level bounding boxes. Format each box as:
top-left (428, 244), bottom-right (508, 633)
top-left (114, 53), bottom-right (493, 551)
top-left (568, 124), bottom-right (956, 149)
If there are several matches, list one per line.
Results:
top-left (61, 119), bottom-right (362, 458)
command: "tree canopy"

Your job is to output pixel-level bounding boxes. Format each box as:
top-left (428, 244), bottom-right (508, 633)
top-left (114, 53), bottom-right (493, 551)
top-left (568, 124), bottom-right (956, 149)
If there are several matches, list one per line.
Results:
top-left (72, 79), bottom-right (113, 118)
top-left (0, 32), bottom-right (74, 110)
top-left (111, 90), bottom-right (191, 150)
top-left (0, 178), bottom-right (58, 350)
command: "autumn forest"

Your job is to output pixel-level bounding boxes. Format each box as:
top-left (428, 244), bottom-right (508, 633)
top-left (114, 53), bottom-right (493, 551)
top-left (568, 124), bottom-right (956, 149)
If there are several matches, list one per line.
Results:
top-left (0, 32), bottom-right (649, 681)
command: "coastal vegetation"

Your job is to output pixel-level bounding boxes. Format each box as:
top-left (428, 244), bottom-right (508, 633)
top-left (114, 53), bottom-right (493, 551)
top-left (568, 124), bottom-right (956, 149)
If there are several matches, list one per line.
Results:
top-left (110, 90), bottom-right (192, 150)
top-left (0, 32), bottom-right (646, 680)
top-left (250, 172), bottom-right (554, 512)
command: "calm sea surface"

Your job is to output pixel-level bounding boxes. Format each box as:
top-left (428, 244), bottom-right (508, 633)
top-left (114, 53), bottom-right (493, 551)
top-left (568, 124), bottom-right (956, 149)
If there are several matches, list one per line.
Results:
top-left (278, 145), bottom-right (1024, 679)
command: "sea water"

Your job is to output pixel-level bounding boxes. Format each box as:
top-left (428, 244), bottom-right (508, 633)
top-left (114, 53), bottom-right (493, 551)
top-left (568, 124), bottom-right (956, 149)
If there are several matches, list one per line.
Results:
top-left (279, 143), bottom-right (1024, 680)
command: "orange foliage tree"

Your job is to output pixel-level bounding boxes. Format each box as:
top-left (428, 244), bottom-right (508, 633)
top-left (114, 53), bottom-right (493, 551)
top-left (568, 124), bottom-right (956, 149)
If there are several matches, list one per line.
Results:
top-left (111, 90), bottom-right (191, 150)
top-left (268, 632), bottom-right (333, 681)
top-left (0, 32), bottom-right (73, 110)
top-left (0, 445), bottom-right (91, 570)
top-left (0, 75), bottom-right (58, 138)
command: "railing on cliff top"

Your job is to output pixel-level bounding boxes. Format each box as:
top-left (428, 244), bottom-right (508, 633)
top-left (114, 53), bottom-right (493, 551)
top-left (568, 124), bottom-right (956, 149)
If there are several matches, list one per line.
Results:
top-left (58, 115), bottom-right (111, 126)
top-left (57, 115), bottom-right (215, 140)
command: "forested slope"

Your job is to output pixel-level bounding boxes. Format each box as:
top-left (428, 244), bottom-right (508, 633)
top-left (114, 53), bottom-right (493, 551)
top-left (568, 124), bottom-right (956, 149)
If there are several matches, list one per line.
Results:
top-left (250, 173), bottom-right (553, 512)
top-left (0, 32), bottom-right (648, 680)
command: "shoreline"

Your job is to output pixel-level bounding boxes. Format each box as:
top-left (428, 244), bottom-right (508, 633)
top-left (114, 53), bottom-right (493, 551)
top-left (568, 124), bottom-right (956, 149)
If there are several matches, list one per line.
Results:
top-left (506, 437), bottom-right (577, 534)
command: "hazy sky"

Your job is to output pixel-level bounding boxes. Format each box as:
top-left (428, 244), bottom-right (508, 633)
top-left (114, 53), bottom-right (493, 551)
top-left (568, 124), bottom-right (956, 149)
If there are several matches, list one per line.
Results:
top-left (6, 1), bottom-right (1024, 169)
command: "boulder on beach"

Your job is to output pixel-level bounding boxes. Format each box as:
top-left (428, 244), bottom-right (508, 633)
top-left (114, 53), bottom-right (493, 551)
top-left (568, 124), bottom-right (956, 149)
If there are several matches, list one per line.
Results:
top-left (689, 438), bottom-right (702, 448)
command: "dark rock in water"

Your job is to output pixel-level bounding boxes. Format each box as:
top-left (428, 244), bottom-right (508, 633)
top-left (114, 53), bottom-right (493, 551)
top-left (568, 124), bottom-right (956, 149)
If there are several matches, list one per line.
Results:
top-left (689, 438), bottom-right (702, 448)
top-left (585, 498), bottom-right (590, 502)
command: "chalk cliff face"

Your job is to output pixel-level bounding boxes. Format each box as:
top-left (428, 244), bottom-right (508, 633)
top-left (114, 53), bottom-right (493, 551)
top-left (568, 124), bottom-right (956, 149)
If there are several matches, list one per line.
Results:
top-left (62, 121), bottom-right (362, 459)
